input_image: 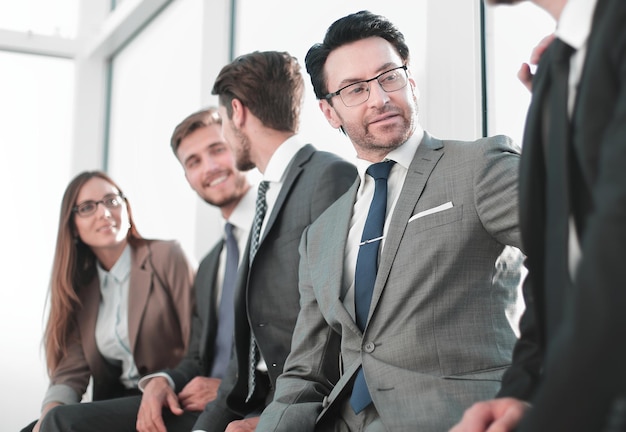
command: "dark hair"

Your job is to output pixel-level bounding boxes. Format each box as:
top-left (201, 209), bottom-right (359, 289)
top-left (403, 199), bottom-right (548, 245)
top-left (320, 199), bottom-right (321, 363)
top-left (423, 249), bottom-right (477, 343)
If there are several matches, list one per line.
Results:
top-left (305, 10), bottom-right (410, 101)
top-left (170, 107), bottom-right (222, 155)
top-left (211, 51), bottom-right (304, 133)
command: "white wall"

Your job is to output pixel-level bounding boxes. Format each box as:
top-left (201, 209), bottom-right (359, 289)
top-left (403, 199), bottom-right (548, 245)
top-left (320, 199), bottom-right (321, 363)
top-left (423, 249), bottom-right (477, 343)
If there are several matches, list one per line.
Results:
top-left (0, 51), bottom-right (75, 430)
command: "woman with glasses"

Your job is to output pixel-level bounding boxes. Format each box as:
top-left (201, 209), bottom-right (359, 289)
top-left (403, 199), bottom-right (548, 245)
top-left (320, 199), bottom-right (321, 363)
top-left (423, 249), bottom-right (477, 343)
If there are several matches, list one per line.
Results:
top-left (23, 170), bottom-right (196, 432)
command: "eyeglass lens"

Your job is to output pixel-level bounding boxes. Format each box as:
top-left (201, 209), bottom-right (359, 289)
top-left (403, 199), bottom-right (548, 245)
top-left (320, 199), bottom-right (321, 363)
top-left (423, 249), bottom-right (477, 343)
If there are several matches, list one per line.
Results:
top-left (75, 194), bottom-right (124, 216)
top-left (340, 66), bottom-right (407, 107)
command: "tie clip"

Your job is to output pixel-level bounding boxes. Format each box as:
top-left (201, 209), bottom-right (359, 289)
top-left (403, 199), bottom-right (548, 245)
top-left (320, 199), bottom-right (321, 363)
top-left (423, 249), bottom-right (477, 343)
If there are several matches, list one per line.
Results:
top-left (359, 235), bottom-right (385, 246)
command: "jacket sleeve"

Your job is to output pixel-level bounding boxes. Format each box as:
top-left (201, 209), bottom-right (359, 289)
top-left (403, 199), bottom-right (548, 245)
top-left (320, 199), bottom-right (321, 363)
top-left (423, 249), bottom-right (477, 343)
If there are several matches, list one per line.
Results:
top-left (44, 325), bottom-right (93, 405)
top-left (474, 134), bottom-right (523, 252)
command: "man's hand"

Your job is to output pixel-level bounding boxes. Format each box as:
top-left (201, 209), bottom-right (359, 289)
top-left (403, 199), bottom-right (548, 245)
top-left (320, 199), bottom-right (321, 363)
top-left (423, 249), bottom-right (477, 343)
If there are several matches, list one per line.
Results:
top-left (449, 397), bottom-right (530, 432)
top-left (518, 34), bottom-right (555, 91)
top-left (177, 376), bottom-right (221, 411)
top-left (136, 376), bottom-right (182, 432)
top-left (225, 416), bottom-right (260, 432)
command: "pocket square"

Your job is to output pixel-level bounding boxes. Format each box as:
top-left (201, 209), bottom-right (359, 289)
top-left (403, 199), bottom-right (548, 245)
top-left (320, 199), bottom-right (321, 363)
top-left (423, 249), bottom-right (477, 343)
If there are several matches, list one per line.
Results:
top-left (409, 201), bottom-right (453, 222)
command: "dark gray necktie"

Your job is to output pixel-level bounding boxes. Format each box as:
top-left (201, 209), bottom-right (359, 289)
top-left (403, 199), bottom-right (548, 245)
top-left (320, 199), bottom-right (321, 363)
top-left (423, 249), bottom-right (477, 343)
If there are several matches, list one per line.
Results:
top-left (246, 181), bottom-right (269, 402)
top-left (545, 38), bottom-right (575, 338)
top-left (209, 222), bottom-right (239, 378)
top-left (350, 160), bottom-right (395, 413)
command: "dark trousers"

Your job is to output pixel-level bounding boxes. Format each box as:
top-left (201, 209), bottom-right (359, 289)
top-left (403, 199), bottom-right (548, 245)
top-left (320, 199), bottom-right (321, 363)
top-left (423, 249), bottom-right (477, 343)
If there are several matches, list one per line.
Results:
top-left (30, 395), bottom-right (199, 432)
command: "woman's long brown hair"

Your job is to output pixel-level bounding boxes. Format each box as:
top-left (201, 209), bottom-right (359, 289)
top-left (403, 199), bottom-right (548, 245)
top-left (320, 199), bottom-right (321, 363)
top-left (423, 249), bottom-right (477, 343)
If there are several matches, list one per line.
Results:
top-left (44, 171), bottom-right (143, 375)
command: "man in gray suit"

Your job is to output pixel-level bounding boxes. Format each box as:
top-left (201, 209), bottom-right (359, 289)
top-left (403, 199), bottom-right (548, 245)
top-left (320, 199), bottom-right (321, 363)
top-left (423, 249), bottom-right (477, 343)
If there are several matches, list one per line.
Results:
top-left (38, 108), bottom-right (257, 432)
top-left (256, 10), bottom-right (525, 432)
top-left (189, 51), bottom-right (357, 432)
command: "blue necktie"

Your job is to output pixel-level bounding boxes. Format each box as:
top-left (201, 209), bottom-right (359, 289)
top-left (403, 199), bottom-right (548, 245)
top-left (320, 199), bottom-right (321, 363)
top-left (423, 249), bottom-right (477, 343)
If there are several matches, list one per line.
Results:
top-left (210, 222), bottom-right (239, 378)
top-left (350, 160), bottom-right (395, 413)
top-left (246, 180), bottom-right (269, 402)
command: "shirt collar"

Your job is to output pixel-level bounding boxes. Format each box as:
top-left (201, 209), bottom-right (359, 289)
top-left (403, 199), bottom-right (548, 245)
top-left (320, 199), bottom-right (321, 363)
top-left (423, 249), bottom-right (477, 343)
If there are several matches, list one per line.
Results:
top-left (97, 243), bottom-right (132, 286)
top-left (224, 183), bottom-right (257, 234)
top-left (355, 124), bottom-right (424, 182)
top-left (263, 135), bottom-right (306, 184)
top-left (556, 0), bottom-right (598, 50)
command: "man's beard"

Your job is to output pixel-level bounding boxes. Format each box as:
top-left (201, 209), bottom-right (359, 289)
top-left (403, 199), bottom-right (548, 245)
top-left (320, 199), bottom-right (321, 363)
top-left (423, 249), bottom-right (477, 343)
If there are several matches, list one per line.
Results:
top-left (233, 128), bottom-right (256, 171)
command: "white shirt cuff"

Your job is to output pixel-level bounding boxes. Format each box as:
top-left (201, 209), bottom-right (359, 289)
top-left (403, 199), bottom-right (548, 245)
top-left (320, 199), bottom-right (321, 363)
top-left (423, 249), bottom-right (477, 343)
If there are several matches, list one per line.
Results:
top-left (137, 372), bottom-right (175, 392)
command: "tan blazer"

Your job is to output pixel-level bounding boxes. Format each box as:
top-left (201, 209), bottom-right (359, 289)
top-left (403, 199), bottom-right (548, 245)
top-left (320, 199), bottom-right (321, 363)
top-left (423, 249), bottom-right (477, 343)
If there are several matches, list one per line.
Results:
top-left (49, 239), bottom-right (195, 402)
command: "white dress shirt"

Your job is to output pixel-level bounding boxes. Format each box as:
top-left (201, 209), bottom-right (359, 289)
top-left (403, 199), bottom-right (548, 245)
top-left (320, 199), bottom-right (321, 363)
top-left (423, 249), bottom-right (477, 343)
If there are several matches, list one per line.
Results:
top-left (94, 244), bottom-right (138, 389)
top-left (256, 135), bottom-right (306, 239)
top-left (215, 184), bottom-right (257, 304)
top-left (342, 126), bottom-right (424, 318)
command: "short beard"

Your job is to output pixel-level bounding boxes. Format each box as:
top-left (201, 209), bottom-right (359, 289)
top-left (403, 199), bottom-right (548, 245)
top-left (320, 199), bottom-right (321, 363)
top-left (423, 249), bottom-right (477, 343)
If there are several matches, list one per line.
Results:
top-left (204, 173), bottom-right (248, 208)
top-left (233, 128), bottom-right (256, 171)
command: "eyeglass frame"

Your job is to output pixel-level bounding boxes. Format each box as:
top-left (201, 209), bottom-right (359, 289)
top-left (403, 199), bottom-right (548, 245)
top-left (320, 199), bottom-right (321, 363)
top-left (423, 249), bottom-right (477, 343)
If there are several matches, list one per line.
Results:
top-left (72, 193), bottom-right (126, 218)
top-left (324, 65), bottom-right (409, 107)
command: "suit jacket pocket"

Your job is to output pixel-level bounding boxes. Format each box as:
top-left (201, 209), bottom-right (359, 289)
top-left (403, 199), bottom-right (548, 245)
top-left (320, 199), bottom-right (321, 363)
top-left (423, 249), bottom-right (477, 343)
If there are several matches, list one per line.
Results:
top-left (408, 204), bottom-right (463, 233)
top-left (443, 365), bottom-right (508, 382)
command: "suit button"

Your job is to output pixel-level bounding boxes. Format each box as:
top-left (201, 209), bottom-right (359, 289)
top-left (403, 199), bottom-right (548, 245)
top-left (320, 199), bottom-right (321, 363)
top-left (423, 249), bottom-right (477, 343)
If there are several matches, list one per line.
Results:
top-left (322, 395), bottom-right (330, 408)
top-left (364, 342), bottom-right (375, 353)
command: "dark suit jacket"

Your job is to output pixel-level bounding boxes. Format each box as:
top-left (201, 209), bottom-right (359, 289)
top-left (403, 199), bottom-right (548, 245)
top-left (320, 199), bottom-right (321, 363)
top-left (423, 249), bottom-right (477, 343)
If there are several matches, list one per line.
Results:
top-left (192, 143), bottom-right (357, 430)
top-left (50, 240), bottom-right (195, 402)
top-left (498, 0), bottom-right (626, 430)
top-left (164, 239), bottom-right (223, 390)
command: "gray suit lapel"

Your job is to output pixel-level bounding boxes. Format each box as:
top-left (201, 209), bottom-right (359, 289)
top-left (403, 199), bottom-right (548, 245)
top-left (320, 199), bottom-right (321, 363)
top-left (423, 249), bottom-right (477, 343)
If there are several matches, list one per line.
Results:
top-left (303, 178), bottom-right (361, 335)
top-left (336, 180), bottom-right (360, 300)
top-left (369, 133), bottom-right (444, 320)
top-left (260, 144), bottom-right (315, 247)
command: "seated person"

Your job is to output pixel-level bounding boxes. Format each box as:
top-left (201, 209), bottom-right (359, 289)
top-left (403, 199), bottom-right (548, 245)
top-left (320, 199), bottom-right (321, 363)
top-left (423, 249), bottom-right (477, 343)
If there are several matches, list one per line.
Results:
top-left (22, 170), bottom-right (196, 432)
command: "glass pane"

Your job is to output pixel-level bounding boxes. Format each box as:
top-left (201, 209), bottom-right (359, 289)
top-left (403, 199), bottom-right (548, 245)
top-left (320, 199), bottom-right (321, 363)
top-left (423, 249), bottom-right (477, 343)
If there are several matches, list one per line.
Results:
top-left (0, 0), bottom-right (79, 38)
top-left (0, 50), bottom-right (74, 430)
top-left (485, 3), bottom-right (555, 145)
top-left (107, 0), bottom-right (204, 258)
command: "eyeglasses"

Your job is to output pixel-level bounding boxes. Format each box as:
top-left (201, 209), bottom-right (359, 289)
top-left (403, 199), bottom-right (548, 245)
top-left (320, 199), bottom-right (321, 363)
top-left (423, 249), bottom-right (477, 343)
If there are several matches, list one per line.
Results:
top-left (73, 194), bottom-right (125, 217)
top-left (324, 65), bottom-right (408, 107)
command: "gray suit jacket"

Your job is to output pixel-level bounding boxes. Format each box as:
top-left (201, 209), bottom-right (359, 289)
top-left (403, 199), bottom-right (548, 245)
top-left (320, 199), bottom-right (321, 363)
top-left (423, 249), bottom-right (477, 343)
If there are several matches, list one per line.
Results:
top-left (257, 133), bottom-right (525, 431)
top-left (193, 144), bottom-right (357, 430)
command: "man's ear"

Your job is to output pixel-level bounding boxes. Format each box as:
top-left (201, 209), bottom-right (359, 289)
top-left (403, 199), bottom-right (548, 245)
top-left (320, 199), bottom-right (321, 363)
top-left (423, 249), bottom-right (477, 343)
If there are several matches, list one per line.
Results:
top-left (319, 99), bottom-right (342, 130)
top-left (231, 98), bottom-right (246, 128)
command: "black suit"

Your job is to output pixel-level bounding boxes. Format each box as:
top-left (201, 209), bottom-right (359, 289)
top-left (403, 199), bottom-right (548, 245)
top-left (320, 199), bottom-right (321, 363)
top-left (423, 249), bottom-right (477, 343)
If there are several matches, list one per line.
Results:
top-left (192, 144), bottom-right (357, 430)
top-left (497, 0), bottom-right (626, 430)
